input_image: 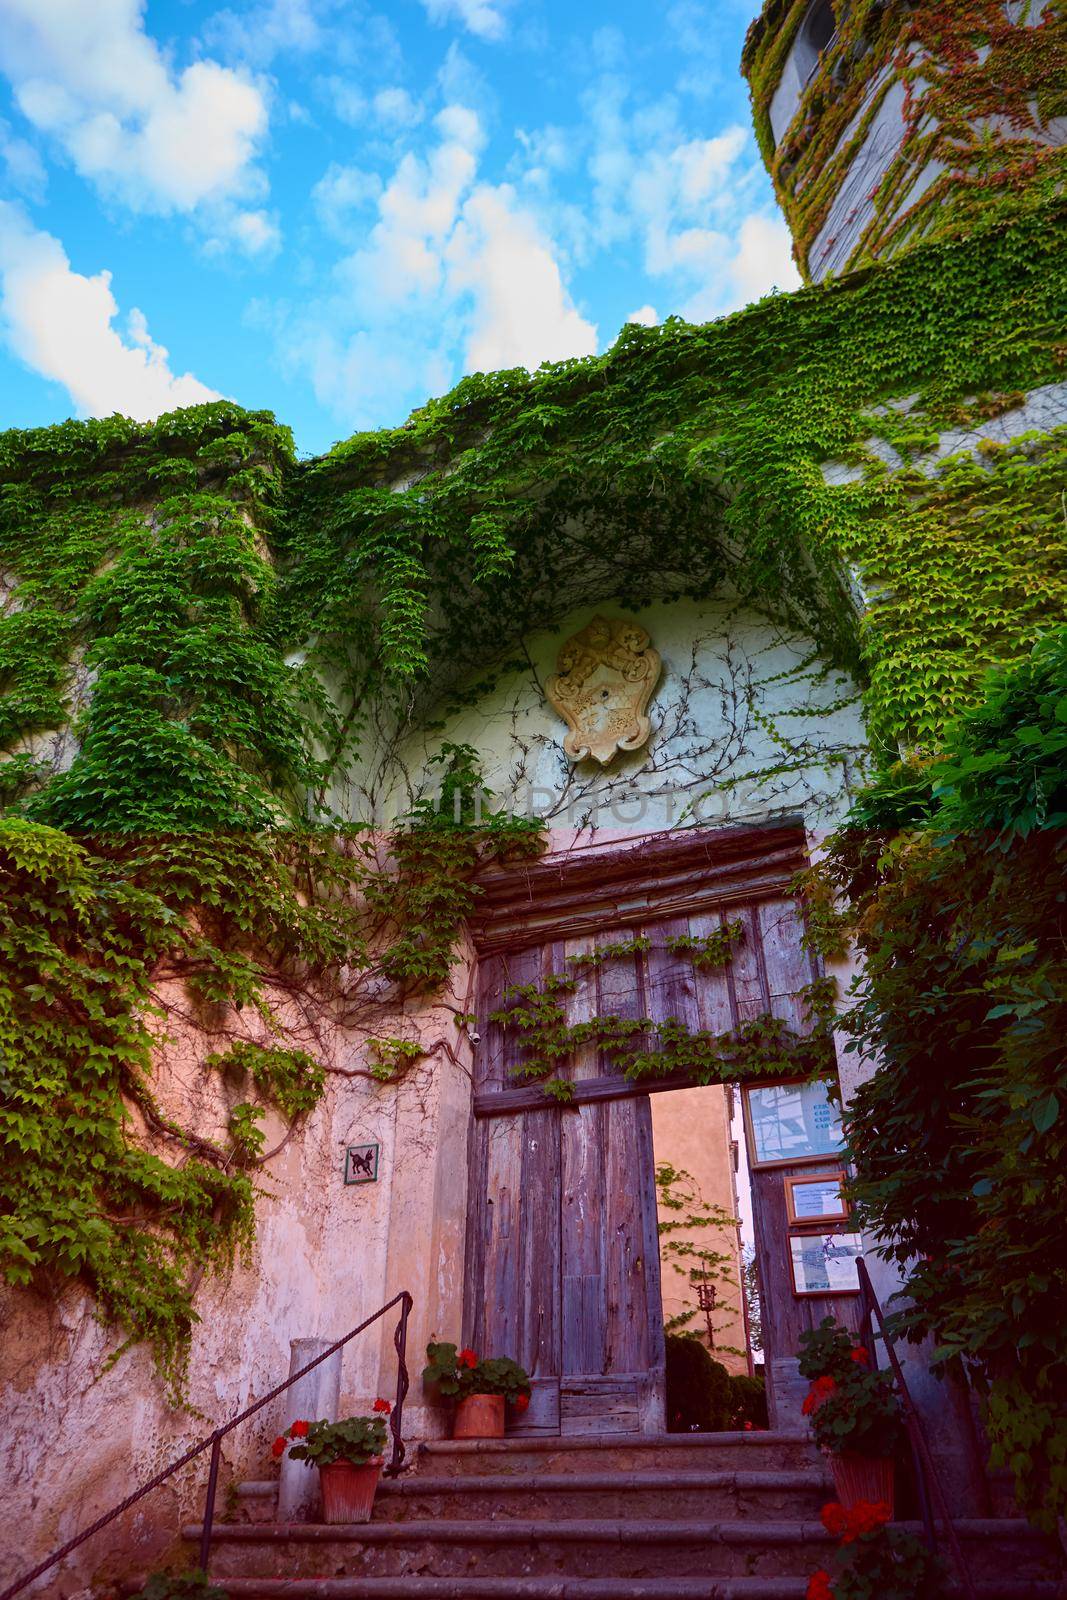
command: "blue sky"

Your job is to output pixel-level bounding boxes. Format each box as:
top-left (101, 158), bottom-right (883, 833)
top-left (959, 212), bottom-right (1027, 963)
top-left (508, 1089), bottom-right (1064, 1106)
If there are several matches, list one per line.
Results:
top-left (0, 0), bottom-right (797, 457)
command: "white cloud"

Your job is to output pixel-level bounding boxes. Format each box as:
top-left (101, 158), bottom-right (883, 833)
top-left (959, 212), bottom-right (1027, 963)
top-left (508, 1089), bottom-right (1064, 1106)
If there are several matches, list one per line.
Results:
top-left (447, 184), bottom-right (598, 372)
top-left (203, 0), bottom-right (323, 67)
top-left (0, 0), bottom-right (269, 229)
top-left (549, 75), bottom-right (799, 323)
top-left (205, 207), bottom-right (282, 259)
top-left (319, 76), bottom-right (368, 127)
top-left (421, 0), bottom-right (512, 42)
top-left (0, 203), bottom-right (221, 420)
top-left (373, 87), bottom-right (424, 130)
top-left (277, 104), bottom-right (595, 427)
top-left (0, 117), bottom-right (46, 200)
top-left (627, 305), bottom-right (658, 326)
top-left (312, 162), bottom-right (383, 235)
top-left (681, 214), bottom-right (800, 319)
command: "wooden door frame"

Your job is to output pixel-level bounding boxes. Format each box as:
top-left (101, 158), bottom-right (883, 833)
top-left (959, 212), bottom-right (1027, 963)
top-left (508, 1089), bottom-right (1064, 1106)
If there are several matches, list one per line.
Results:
top-left (462, 819), bottom-right (821, 1432)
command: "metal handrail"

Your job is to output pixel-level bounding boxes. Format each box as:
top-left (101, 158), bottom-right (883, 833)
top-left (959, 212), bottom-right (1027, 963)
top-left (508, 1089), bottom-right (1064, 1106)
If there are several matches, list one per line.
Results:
top-left (856, 1258), bottom-right (976, 1600)
top-left (0, 1289), bottom-right (414, 1600)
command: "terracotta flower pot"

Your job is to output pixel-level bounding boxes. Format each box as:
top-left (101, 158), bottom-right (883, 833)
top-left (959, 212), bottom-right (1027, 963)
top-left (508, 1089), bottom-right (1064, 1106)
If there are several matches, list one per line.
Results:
top-left (829, 1452), bottom-right (895, 1514)
top-left (453, 1393), bottom-right (505, 1439)
top-left (318, 1458), bottom-right (382, 1523)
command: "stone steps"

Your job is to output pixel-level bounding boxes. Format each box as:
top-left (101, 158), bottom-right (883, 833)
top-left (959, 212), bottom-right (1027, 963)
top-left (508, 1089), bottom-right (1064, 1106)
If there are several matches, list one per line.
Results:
top-left (193, 1432), bottom-right (1064, 1599)
top-left (414, 1433), bottom-right (819, 1477)
top-left (198, 1580), bottom-right (1065, 1600)
top-left (184, 1517), bottom-right (1059, 1585)
top-left (234, 1469), bottom-right (832, 1524)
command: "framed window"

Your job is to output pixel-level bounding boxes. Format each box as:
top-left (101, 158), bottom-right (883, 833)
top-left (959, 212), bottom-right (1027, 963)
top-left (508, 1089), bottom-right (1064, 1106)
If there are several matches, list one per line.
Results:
top-left (742, 1078), bottom-right (844, 1170)
top-left (789, 1231), bottom-right (862, 1297)
top-left (785, 1170), bottom-right (849, 1225)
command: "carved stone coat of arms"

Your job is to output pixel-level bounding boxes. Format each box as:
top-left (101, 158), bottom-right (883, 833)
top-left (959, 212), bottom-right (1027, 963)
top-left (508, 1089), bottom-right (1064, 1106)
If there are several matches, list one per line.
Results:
top-left (546, 616), bottom-right (662, 765)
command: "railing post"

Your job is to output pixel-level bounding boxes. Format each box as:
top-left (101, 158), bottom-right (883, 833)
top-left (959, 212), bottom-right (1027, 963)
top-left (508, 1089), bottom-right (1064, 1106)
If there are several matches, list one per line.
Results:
top-left (0, 1291), bottom-right (413, 1600)
top-left (198, 1433), bottom-right (222, 1573)
top-left (386, 1291), bottom-right (413, 1477)
top-left (857, 1259), bottom-right (977, 1600)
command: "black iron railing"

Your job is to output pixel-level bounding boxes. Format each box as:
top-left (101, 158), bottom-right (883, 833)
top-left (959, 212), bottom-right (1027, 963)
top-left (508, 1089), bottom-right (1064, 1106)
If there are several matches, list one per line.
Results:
top-left (856, 1257), bottom-right (976, 1600)
top-left (0, 1289), bottom-right (413, 1600)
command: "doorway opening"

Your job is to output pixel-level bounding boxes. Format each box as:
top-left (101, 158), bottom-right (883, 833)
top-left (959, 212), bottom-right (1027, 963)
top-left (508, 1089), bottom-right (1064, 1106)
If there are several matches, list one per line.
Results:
top-left (652, 1075), bottom-right (855, 1434)
top-left (651, 1083), bottom-right (762, 1433)
top-left (464, 825), bottom-right (859, 1438)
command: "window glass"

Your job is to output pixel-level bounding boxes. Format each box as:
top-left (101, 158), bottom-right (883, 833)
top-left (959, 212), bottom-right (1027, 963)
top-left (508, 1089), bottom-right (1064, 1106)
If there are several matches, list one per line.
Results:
top-left (744, 1079), bottom-right (844, 1166)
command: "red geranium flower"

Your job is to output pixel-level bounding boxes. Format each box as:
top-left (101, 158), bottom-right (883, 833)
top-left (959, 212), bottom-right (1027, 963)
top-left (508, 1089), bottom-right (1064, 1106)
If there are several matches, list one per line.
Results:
top-left (849, 1346), bottom-right (869, 1365)
top-left (820, 1502), bottom-right (849, 1540)
top-left (458, 1348), bottom-right (479, 1369)
top-left (373, 1397), bottom-right (392, 1414)
top-left (806, 1570), bottom-right (835, 1600)
top-left (290, 1419), bottom-right (310, 1438)
top-left (513, 1393), bottom-right (530, 1412)
top-left (802, 1375), bottom-right (838, 1416)
top-left (841, 1500), bottom-right (892, 1542)
top-left (271, 1436), bottom-right (287, 1459)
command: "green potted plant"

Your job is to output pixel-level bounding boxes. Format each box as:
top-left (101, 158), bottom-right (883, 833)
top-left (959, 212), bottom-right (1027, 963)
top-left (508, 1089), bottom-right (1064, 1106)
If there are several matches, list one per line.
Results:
top-left (423, 1341), bottom-right (532, 1438)
top-left (798, 1318), bottom-right (904, 1511)
top-left (272, 1402), bottom-right (392, 1523)
top-left (128, 1574), bottom-right (228, 1600)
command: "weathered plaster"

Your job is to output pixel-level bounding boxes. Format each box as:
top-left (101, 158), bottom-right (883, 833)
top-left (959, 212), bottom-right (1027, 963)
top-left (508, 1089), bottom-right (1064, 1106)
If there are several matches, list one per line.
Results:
top-left (3, 598), bottom-right (869, 1590)
top-left (377, 596), bottom-right (869, 842)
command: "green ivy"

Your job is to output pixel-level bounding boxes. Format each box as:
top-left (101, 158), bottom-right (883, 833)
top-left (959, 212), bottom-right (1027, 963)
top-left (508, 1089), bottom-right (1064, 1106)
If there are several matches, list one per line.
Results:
top-left (0, 194), bottom-right (1063, 1402)
top-left (810, 629), bottom-right (1067, 1527)
top-left (743, 1), bottom-right (1067, 281)
top-left (489, 963), bottom-right (835, 1103)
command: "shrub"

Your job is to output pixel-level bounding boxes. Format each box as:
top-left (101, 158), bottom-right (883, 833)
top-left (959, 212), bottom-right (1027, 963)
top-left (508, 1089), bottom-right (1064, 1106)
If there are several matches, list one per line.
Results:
top-left (730, 1372), bottom-right (768, 1430)
top-left (666, 1334), bottom-right (733, 1431)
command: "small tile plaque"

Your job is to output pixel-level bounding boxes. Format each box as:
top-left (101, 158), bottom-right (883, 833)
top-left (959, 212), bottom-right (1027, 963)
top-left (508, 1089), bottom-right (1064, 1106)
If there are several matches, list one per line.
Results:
top-left (344, 1142), bottom-right (379, 1184)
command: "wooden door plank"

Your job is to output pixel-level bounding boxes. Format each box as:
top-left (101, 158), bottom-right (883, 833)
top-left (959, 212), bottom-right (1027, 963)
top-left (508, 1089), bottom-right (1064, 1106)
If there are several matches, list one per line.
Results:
top-left (632, 1090), bottom-right (666, 1433)
top-left (758, 898), bottom-right (817, 1032)
top-left (509, 1376), bottom-right (561, 1436)
top-left (462, 1115), bottom-right (490, 1354)
top-left (479, 940), bottom-right (537, 1094)
top-left (731, 903), bottom-right (769, 1021)
top-left (595, 923), bottom-right (645, 1078)
top-left (474, 952), bottom-right (507, 1093)
top-left (480, 1113), bottom-right (526, 1364)
top-left (604, 1095), bottom-right (651, 1375)
top-left (519, 1106), bottom-right (561, 1379)
top-left (560, 1375), bottom-right (641, 1435)
top-left (561, 1100), bottom-right (607, 1376)
top-left (687, 910), bottom-right (736, 1035)
top-left (564, 933), bottom-right (599, 1084)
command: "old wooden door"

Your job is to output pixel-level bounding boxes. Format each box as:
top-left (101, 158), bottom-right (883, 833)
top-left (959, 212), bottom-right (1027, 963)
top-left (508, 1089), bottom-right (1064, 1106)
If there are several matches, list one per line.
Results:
top-left (463, 825), bottom-right (849, 1435)
top-left (463, 933), bottom-right (664, 1436)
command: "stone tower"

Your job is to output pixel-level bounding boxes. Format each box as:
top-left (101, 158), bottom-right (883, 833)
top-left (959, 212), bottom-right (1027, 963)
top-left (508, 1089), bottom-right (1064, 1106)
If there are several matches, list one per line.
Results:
top-left (742, 0), bottom-right (1066, 282)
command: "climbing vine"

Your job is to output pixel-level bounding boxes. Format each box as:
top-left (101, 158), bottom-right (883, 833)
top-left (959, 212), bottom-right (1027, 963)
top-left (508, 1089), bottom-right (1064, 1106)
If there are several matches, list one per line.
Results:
top-left (805, 629), bottom-right (1067, 1527)
top-left (0, 183), bottom-right (1063, 1384)
top-left (489, 937), bottom-right (836, 1105)
top-left (743, 0), bottom-right (1067, 280)
top-left (655, 1161), bottom-right (744, 1351)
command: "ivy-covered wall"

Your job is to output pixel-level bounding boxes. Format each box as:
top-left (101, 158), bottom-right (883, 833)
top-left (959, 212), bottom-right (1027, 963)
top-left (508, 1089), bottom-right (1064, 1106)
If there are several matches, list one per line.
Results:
top-left (0, 189), bottom-right (1065, 1586)
top-left (742, 0), bottom-right (1066, 282)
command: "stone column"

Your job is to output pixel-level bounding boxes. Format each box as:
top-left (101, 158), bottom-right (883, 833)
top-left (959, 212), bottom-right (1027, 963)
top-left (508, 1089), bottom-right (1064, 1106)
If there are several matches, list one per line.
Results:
top-left (277, 1338), bottom-right (343, 1523)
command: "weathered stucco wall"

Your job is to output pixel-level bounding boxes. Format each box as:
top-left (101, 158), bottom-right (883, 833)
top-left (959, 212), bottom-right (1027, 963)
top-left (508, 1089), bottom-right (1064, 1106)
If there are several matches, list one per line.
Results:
top-left (370, 595), bottom-right (870, 841)
top-left (1, 595), bottom-right (869, 1594)
top-left (0, 944), bottom-right (477, 1594)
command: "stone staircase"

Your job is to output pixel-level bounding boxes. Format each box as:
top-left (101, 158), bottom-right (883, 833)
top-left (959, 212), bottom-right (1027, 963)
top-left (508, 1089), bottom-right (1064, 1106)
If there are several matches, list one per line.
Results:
top-left (185, 1432), bottom-right (1065, 1600)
